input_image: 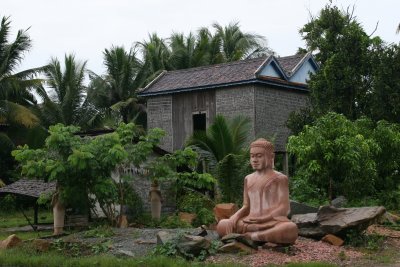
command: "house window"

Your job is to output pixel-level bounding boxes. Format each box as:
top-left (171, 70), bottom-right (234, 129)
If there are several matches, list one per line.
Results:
top-left (193, 113), bottom-right (206, 131)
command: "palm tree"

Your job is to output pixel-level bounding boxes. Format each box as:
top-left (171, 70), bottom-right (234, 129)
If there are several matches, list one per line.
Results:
top-left (212, 21), bottom-right (272, 62)
top-left (87, 46), bottom-right (145, 124)
top-left (0, 16), bottom-right (46, 129)
top-left (186, 115), bottom-right (251, 163)
top-left (169, 32), bottom-right (210, 69)
top-left (136, 33), bottom-right (171, 85)
top-left (38, 54), bottom-right (98, 129)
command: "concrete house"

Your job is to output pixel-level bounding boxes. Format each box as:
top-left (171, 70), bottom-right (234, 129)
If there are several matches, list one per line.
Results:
top-left (138, 53), bottom-right (318, 170)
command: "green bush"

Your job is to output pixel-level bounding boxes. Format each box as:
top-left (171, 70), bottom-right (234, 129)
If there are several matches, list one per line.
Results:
top-left (193, 208), bottom-right (215, 226)
top-left (83, 225), bottom-right (114, 238)
top-left (160, 214), bottom-right (191, 229)
top-left (288, 113), bottom-right (400, 208)
top-left (0, 195), bottom-right (16, 212)
top-left (345, 229), bottom-right (385, 251)
top-left (216, 153), bottom-right (251, 205)
top-left (177, 190), bottom-right (214, 214)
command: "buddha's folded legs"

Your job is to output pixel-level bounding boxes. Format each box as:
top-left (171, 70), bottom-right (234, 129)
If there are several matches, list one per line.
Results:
top-left (216, 218), bottom-right (236, 236)
top-left (244, 221), bottom-right (298, 244)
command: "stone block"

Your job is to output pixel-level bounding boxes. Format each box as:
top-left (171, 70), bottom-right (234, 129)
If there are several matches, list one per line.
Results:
top-left (0, 234), bottom-right (22, 249)
top-left (321, 234), bottom-right (344, 246)
top-left (213, 203), bottom-right (238, 222)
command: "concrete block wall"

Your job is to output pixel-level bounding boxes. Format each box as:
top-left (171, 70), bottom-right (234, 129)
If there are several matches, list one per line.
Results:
top-left (215, 85), bottom-right (256, 139)
top-left (254, 85), bottom-right (308, 152)
top-left (147, 95), bottom-right (173, 152)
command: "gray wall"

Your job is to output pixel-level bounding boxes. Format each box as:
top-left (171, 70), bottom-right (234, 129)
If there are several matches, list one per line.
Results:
top-left (147, 96), bottom-right (173, 152)
top-left (215, 85), bottom-right (256, 138)
top-left (146, 84), bottom-right (308, 153)
top-left (172, 91), bottom-right (216, 150)
top-left (254, 84), bottom-right (308, 152)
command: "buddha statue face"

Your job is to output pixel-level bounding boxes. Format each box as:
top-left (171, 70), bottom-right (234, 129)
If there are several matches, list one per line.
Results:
top-left (249, 138), bottom-right (274, 171)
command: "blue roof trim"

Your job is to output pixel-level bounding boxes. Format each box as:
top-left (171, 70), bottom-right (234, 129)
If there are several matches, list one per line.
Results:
top-left (138, 79), bottom-right (308, 97)
top-left (254, 56), bottom-right (289, 80)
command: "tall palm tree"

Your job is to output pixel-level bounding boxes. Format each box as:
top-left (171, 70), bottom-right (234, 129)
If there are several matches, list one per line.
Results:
top-left (212, 21), bottom-right (272, 62)
top-left (38, 54), bottom-right (98, 129)
top-left (87, 46), bottom-right (144, 124)
top-left (136, 33), bottom-right (171, 85)
top-left (186, 115), bottom-right (251, 163)
top-left (169, 32), bottom-right (211, 69)
top-left (0, 16), bottom-right (46, 129)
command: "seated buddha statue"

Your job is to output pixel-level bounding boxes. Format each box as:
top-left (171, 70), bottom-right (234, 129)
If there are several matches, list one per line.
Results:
top-left (216, 138), bottom-right (298, 244)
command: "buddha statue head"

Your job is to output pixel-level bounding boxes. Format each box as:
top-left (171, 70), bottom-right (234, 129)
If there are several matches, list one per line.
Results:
top-left (250, 138), bottom-right (274, 171)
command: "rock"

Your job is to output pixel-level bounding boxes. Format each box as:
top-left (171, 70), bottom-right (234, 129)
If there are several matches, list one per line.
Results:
top-left (218, 240), bottom-right (256, 254)
top-left (176, 234), bottom-right (211, 257)
top-left (115, 249), bottom-right (135, 257)
top-left (321, 234), bottom-right (344, 246)
top-left (379, 212), bottom-right (400, 225)
top-left (0, 234), bottom-right (22, 249)
top-left (134, 239), bottom-right (157, 244)
top-left (317, 206), bottom-right (386, 234)
top-left (291, 213), bottom-right (325, 237)
top-left (156, 231), bottom-right (174, 245)
top-left (187, 226), bottom-right (207, 237)
top-left (179, 212), bottom-right (196, 224)
top-left (118, 215), bottom-right (128, 228)
top-left (32, 239), bottom-right (51, 252)
top-left (221, 233), bottom-right (258, 249)
top-left (331, 196), bottom-right (347, 208)
top-left (221, 233), bottom-right (242, 243)
top-left (289, 200), bottom-right (318, 217)
top-left (213, 203), bottom-right (238, 222)
top-left (291, 213), bottom-right (318, 228)
top-left (292, 205), bottom-right (386, 238)
top-left (205, 230), bottom-right (220, 242)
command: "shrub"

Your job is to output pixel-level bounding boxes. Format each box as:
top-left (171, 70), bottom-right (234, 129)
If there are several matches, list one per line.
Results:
top-left (216, 153), bottom-right (251, 205)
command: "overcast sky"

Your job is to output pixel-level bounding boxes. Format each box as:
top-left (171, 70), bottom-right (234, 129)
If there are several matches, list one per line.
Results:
top-left (3, 0), bottom-right (400, 75)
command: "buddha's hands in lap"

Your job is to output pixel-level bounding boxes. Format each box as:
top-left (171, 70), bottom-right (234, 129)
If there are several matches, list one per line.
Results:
top-left (243, 215), bottom-right (272, 224)
top-left (243, 217), bottom-right (261, 224)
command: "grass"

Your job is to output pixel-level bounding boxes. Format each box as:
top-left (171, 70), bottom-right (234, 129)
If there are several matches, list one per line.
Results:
top-left (0, 208), bottom-right (54, 241)
top-left (265, 263), bottom-right (337, 267)
top-left (0, 230), bottom-right (54, 240)
top-left (0, 246), bottom-right (244, 267)
top-left (0, 209), bottom-right (53, 228)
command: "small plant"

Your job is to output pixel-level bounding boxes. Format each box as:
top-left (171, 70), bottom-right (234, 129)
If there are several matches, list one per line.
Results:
top-left (152, 233), bottom-right (216, 261)
top-left (153, 241), bottom-right (178, 257)
top-left (345, 229), bottom-right (385, 251)
top-left (84, 225), bottom-right (114, 238)
top-left (50, 239), bottom-right (86, 257)
top-left (90, 241), bottom-right (112, 255)
top-left (338, 250), bottom-right (347, 261)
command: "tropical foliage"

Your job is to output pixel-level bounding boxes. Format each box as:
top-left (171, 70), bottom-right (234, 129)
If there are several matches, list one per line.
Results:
top-left (0, 16), bottom-right (45, 129)
top-left (12, 123), bottom-right (215, 224)
top-left (37, 54), bottom-right (100, 129)
top-left (288, 3), bottom-right (400, 134)
top-left (186, 115), bottom-right (251, 163)
top-left (186, 115), bottom-right (252, 202)
top-left (87, 46), bottom-right (145, 125)
top-left (287, 112), bottom-right (400, 209)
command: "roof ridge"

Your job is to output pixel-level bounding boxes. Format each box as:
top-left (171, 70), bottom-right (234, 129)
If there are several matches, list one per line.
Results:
top-left (277, 53), bottom-right (306, 60)
top-left (164, 56), bottom-right (268, 75)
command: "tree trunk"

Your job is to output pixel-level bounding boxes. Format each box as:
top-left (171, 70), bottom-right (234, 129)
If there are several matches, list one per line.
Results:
top-left (52, 192), bottom-right (65, 235)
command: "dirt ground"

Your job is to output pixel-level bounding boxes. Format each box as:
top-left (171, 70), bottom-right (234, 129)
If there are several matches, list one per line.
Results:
top-left (54, 224), bottom-right (400, 266)
top-left (206, 225), bottom-right (400, 267)
top-left (3, 222), bottom-right (397, 266)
